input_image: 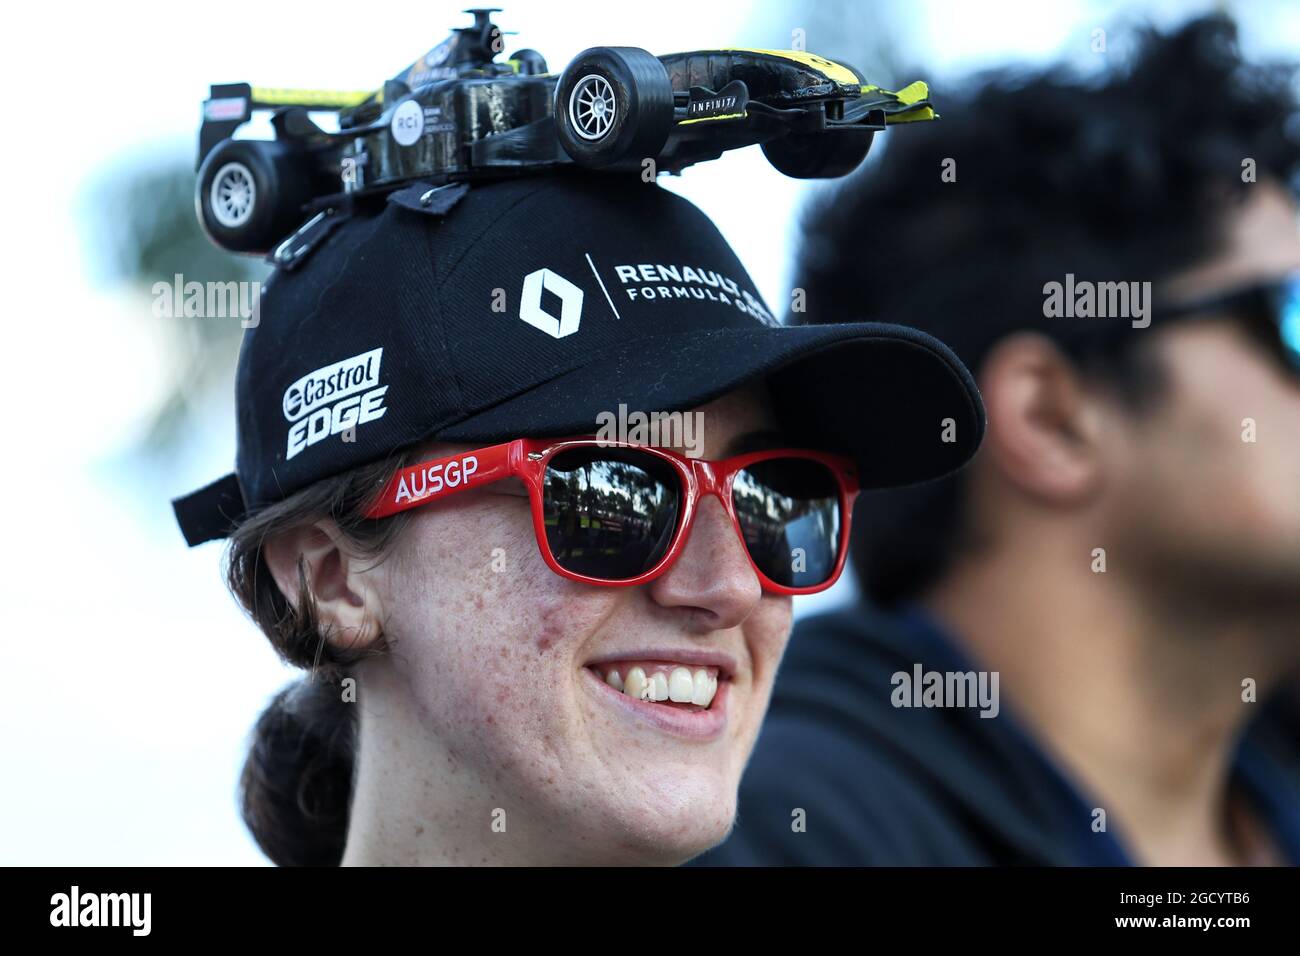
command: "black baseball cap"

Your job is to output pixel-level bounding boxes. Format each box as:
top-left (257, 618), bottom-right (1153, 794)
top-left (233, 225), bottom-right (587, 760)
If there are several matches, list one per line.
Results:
top-left (173, 171), bottom-right (985, 546)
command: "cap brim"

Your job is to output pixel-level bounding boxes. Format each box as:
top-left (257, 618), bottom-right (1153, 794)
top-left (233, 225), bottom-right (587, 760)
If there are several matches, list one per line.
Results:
top-left (439, 321), bottom-right (984, 490)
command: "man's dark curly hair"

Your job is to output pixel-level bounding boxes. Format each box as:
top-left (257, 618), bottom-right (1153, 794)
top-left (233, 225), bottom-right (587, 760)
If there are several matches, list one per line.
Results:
top-left (794, 14), bottom-right (1300, 607)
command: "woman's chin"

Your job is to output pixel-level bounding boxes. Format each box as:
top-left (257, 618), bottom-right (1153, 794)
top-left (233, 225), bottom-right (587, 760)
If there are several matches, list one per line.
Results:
top-left (595, 778), bottom-right (738, 864)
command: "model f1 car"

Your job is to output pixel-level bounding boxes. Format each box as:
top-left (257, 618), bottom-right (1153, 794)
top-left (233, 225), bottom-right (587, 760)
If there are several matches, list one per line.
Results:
top-left (196, 8), bottom-right (936, 254)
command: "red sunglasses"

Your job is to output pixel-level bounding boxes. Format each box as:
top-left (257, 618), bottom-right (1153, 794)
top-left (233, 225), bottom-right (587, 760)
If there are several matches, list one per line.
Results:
top-left (364, 437), bottom-right (860, 595)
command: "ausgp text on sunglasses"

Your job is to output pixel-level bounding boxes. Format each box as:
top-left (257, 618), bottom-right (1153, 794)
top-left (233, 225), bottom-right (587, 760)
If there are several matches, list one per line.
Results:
top-left (364, 437), bottom-right (861, 594)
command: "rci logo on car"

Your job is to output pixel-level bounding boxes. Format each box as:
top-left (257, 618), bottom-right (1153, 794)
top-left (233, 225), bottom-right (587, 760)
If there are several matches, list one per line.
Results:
top-left (283, 347), bottom-right (389, 460)
top-left (391, 100), bottom-right (425, 147)
top-left (520, 268), bottom-right (584, 339)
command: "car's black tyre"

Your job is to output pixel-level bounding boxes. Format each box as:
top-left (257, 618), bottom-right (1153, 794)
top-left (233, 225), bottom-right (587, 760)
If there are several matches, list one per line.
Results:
top-left (555, 47), bottom-right (674, 169)
top-left (762, 129), bottom-right (875, 179)
top-left (196, 139), bottom-right (314, 254)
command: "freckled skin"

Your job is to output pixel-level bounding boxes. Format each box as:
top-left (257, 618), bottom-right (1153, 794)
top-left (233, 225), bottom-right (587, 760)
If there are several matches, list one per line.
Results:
top-left (339, 385), bottom-right (797, 865)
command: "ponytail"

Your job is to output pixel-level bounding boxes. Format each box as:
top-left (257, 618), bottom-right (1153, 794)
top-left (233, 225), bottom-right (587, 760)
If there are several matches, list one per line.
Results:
top-left (240, 678), bottom-right (356, 866)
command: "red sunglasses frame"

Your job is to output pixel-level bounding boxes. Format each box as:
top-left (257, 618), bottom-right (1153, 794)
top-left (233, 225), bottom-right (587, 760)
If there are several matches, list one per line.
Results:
top-left (364, 436), bottom-right (861, 595)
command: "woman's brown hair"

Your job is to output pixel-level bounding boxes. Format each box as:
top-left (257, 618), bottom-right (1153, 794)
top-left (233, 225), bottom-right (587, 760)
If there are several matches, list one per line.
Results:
top-left (224, 446), bottom-right (422, 866)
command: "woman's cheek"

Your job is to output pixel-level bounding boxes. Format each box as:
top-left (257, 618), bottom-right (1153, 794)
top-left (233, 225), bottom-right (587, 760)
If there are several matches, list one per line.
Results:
top-left (750, 596), bottom-right (794, 685)
top-left (731, 596), bottom-right (794, 747)
top-left (378, 504), bottom-right (618, 770)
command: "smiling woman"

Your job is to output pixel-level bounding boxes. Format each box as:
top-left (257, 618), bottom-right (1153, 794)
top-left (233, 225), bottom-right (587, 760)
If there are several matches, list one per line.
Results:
top-left (173, 171), bottom-right (984, 865)
top-left (252, 390), bottom-right (819, 865)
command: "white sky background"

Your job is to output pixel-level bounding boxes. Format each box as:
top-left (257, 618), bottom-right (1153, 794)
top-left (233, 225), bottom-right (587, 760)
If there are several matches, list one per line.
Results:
top-left (0, 0), bottom-right (1295, 865)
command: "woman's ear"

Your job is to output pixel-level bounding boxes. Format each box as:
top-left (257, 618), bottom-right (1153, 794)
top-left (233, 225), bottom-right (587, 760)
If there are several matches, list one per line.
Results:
top-left (979, 332), bottom-right (1107, 506)
top-left (263, 519), bottom-right (387, 653)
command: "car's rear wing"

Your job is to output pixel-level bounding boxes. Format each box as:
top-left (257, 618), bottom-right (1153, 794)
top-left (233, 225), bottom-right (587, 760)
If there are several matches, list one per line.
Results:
top-left (198, 82), bottom-right (379, 168)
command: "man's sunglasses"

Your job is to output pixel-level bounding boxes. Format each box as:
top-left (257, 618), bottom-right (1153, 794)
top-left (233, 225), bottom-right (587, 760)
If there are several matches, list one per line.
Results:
top-left (1155, 271), bottom-right (1300, 375)
top-left (364, 437), bottom-right (861, 594)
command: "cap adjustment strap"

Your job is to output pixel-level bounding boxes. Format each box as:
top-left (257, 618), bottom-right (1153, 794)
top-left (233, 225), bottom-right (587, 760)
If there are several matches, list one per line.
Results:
top-left (171, 472), bottom-right (248, 546)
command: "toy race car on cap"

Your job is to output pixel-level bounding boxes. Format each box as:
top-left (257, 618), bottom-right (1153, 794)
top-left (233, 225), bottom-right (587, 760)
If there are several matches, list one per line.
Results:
top-left (196, 8), bottom-right (936, 255)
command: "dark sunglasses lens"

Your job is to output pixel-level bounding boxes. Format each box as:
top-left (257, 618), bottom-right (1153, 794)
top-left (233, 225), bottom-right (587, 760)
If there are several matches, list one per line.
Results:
top-left (542, 448), bottom-right (681, 581)
top-left (732, 458), bottom-right (842, 589)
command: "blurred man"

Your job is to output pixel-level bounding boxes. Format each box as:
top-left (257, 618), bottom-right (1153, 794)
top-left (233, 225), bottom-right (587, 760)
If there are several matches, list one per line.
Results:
top-left (693, 15), bottom-right (1300, 866)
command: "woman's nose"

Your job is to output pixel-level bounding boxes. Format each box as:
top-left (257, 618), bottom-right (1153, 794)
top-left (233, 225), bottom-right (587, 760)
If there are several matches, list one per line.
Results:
top-left (646, 494), bottom-right (763, 631)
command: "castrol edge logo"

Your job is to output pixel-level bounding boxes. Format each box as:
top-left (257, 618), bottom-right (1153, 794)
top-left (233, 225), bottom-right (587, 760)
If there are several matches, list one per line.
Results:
top-left (283, 347), bottom-right (388, 460)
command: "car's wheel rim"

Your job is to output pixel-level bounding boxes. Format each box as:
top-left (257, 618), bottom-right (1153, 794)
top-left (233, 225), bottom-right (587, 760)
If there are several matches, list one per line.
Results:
top-left (569, 74), bottom-right (617, 141)
top-left (210, 162), bottom-right (256, 229)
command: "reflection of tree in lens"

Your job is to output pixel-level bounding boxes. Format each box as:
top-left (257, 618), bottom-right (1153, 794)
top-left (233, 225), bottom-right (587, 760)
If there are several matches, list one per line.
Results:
top-left (544, 450), bottom-right (680, 578)
top-left (733, 464), bottom-right (839, 586)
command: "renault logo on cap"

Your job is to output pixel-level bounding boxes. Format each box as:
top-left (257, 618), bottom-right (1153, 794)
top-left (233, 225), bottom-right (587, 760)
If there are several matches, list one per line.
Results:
top-left (520, 268), bottom-right (584, 339)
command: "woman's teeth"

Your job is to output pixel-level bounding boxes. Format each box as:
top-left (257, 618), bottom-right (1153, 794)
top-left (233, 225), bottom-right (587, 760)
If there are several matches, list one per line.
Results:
top-left (593, 664), bottom-right (719, 708)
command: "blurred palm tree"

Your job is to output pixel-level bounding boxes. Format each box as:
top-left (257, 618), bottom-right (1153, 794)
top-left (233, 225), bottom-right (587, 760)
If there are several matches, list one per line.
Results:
top-left (86, 155), bottom-right (269, 456)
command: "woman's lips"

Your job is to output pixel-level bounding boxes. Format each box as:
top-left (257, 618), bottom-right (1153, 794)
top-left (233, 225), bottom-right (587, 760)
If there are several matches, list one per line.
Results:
top-left (582, 664), bottom-right (730, 741)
